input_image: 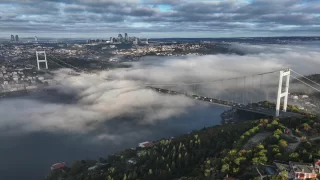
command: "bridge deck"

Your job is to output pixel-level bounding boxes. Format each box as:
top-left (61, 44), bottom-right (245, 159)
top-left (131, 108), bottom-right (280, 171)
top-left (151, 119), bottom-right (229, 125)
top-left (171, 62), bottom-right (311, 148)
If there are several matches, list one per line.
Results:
top-left (148, 86), bottom-right (304, 118)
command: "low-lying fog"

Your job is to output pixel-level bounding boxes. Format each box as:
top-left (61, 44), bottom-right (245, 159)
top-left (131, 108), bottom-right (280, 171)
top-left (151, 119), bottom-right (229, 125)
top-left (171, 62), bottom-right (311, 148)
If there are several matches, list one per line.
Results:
top-left (1, 42), bottom-right (320, 180)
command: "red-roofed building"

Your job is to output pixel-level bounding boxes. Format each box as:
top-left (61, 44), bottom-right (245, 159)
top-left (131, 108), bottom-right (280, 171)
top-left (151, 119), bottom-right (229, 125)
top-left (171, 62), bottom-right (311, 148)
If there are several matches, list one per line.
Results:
top-left (138, 141), bottom-right (153, 148)
top-left (224, 178), bottom-right (239, 180)
top-left (224, 174), bottom-right (239, 180)
top-left (51, 162), bottom-right (67, 171)
top-left (289, 161), bottom-right (317, 180)
top-left (315, 159), bottom-right (320, 173)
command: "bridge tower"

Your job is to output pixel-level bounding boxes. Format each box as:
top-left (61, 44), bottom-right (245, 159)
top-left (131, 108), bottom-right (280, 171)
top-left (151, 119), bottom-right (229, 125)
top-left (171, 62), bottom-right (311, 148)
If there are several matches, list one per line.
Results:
top-left (276, 69), bottom-right (290, 117)
top-left (36, 51), bottom-right (48, 70)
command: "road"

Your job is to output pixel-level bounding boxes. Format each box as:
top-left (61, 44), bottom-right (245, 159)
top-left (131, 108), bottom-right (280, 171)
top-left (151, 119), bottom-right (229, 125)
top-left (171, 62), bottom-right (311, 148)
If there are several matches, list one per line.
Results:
top-left (310, 136), bottom-right (320, 141)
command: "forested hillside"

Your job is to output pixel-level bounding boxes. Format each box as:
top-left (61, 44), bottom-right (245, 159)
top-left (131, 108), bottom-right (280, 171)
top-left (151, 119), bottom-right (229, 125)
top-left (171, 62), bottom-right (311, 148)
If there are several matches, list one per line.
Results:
top-left (46, 103), bottom-right (320, 180)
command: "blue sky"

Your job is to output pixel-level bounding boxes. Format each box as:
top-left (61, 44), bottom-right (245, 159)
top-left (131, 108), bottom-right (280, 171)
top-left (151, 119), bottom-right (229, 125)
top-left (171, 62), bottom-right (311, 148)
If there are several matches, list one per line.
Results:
top-left (0, 0), bottom-right (319, 38)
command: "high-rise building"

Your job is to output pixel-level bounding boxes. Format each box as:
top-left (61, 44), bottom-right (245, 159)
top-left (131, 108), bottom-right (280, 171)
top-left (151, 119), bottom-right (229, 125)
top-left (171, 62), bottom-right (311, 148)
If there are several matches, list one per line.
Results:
top-left (34, 36), bottom-right (38, 42)
top-left (11, 35), bottom-right (15, 41)
top-left (118, 34), bottom-right (123, 43)
top-left (125, 33), bottom-right (128, 42)
top-left (15, 35), bottom-right (19, 42)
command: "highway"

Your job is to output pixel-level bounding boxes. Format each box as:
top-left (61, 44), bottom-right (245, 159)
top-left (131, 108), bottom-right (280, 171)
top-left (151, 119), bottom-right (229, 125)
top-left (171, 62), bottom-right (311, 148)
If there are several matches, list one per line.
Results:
top-left (148, 86), bottom-right (304, 118)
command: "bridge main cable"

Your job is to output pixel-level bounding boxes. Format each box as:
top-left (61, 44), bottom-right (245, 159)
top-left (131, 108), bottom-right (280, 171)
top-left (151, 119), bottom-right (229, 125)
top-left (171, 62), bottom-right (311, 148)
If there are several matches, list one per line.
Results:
top-left (290, 75), bottom-right (320, 93)
top-left (144, 69), bottom-right (285, 87)
top-left (291, 69), bottom-right (320, 87)
top-left (47, 53), bottom-right (85, 72)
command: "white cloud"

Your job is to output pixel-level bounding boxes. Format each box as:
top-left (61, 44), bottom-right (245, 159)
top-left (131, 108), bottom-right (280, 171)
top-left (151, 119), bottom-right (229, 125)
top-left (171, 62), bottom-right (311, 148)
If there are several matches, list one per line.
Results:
top-left (1, 43), bottom-right (319, 138)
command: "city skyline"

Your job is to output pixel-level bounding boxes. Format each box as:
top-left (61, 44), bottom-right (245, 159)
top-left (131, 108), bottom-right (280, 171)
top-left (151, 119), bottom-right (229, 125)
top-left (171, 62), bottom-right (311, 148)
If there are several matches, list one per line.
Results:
top-left (0, 0), bottom-right (319, 38)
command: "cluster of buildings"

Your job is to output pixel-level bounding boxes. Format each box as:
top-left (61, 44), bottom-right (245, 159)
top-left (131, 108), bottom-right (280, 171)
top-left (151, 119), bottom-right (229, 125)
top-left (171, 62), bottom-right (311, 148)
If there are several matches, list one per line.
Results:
top-left (49, 140), bottom-right (155, 173)
top-left (87, 33), bottom-right (149, 45)
top-left (9, 35), bottom-right (39, 43)
top-left (10, 35), bottom-right (19, 42)
top-left (290, 93), bottom-right (319, 114)
top-left (0, 43), bottom-right (54, 61)
top-left (257, 160), bottom-right (320, 179)
top-left (116, 43), bottom-right (203, 57)
top-left (0, 64), bottom-right (49, 93)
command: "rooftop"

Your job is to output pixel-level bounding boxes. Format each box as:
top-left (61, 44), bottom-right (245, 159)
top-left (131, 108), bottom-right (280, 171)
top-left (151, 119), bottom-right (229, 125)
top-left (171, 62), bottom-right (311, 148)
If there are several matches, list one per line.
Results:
top-left (51, 162), bottom-right (67, 170)
top-left (289, 161), bottom-right (315, 173)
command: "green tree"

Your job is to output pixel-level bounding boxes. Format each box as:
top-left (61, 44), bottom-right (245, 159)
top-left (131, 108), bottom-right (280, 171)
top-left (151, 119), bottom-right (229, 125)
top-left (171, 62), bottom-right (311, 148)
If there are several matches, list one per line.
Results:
top-left (289, 152), bottom-right (299, 161)
top-left (221, 164), bottom-right (230, 173)
top-left (274, 129), bottom-right (283, 136)
top-left (256, 143), bottom-right (264, 150)
top-left (272, 147), bottom-right (280, 154)
top-left (279, 140), bottom-right (288, 149)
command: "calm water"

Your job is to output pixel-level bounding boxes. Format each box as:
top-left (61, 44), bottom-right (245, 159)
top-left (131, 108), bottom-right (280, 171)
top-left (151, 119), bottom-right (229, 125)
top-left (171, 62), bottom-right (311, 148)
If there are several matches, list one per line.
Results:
top-left (0, 91), bottom-right (228, 180)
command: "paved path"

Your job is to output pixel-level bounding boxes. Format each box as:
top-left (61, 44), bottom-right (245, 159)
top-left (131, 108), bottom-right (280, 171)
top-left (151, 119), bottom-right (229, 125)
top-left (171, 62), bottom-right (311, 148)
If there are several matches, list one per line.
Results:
top-left (287, 136), bottom-right (301, 152)
top-left (243, 132), bottom-right (272, 150)
top-left (310, 136), bottom-right (320, 141)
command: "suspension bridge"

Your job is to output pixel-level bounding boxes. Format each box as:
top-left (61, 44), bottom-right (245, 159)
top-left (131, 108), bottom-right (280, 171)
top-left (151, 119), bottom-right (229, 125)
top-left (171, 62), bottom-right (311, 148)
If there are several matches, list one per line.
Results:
top-left (35, 51), bottom-right (320, 118)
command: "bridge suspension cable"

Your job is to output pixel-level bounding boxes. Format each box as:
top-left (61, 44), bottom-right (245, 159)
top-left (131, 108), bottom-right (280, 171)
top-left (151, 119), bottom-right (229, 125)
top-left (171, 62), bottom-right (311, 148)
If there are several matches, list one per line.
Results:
top-left (243, 77), bottom-right (246, 104)
top-left (290, 75), bottom-right (320, 93)
top-left (251, 76), bottom-right (254, 107)
top-left (47, 54), bottom-right (85, 72)
top-left (47, 58), bottom-right (69, 69)
top-left (291, 69), bottom-right (320, 87)
top-left (148, 69), bottom-right (285, 87)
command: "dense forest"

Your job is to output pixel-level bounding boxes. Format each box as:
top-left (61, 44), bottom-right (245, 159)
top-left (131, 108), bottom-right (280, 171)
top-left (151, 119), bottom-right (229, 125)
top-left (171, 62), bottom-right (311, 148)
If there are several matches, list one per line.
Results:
top-left (46, 102), bottom-right (320, 180)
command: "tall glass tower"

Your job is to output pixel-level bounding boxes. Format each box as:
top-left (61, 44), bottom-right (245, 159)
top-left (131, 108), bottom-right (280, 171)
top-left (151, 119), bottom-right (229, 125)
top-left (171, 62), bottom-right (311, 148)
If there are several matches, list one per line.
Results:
top-left (125, 33), bottom-right (128, 42)
top-left (118, 34), bottom-right (123, 43)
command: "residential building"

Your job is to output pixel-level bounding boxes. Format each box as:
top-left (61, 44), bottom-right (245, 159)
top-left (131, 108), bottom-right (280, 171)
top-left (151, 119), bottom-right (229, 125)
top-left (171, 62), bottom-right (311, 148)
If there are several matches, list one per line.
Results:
top-left (138, 141), bottom-right (153, 148)
top-left (127, 159), bottom-right (137, 164)
top-left (88, 162), bottom-right (108, 171)
top-left (224, 174), bottom-right (239, 180)
top-left (288, 161), bottom-right (317, 180)
top-left (315, 159), bottom-right (320, 173)
top-left (51, 162), bottom-right (67, 171)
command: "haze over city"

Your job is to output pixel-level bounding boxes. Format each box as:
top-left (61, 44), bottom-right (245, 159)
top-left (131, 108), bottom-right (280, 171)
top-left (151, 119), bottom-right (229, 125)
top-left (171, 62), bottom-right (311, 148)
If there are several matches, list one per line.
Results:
top-left (1, 0), bottom-right (320, 38)
top-left (1, 0), bottom-right (320, 180)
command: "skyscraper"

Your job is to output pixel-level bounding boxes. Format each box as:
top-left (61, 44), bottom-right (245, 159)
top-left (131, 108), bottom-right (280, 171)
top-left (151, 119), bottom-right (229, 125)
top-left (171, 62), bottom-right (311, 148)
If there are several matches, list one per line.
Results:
top-left (11, 35), bottom-right (15, 41)
top-left (118, 34), bottom-right (123, 43)
top-left (125, 33), bottom-right (128, 42)
top-left (34, 36), bottom-right (38, 42)
top-left (15, 35), bottom-right (19, 42)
